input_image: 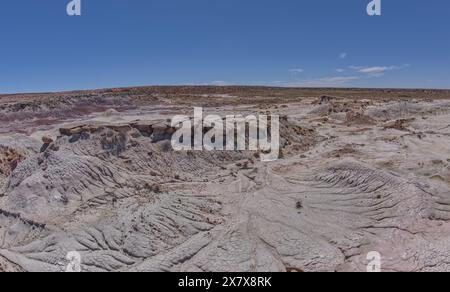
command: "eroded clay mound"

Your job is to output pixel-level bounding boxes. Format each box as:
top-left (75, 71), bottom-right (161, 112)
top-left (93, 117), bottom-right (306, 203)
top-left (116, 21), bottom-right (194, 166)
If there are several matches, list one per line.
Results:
top-left (1, 88), bottom-right (450, 272)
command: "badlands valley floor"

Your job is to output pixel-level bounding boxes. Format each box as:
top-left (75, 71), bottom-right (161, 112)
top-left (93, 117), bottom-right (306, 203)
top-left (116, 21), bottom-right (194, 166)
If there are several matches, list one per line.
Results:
top-left (1, 86), bottom-right (450, 272)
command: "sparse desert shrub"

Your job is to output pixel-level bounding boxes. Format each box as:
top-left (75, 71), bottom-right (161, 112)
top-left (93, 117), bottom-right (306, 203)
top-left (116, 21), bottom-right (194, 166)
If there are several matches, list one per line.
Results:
top-left (160, 141), bottom-right (172, 153)
top-left (144, 182), bottom-right (162, 193)
top-left (101, 130), bottom-right (128, 156)
top-left (0, 146), bottom-right (25, 177)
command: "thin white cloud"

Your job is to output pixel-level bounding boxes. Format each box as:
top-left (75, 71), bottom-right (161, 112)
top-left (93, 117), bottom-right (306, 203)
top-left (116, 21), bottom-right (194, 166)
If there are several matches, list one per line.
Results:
top-left (289, 68), bottom-right (304, 74)
top-left (339, 52), bottom-right (348, 59)
top-left (336, 69), bottom-right (345, 73)
top-left (272, 76), bottom-right (359, 87)
top-left (184, 81), bottom-right (234, 86)
top-left (210, 81), bottom-right (231, 86)
top-left (349, 64), bottom-right (410, 76)
top-left (360, 66), bottom-right (395, 74)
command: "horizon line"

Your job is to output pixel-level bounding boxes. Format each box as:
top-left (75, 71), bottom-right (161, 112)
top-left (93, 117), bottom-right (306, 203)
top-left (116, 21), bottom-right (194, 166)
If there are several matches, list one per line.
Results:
top-left (1, 84), bottom-right (450, 96)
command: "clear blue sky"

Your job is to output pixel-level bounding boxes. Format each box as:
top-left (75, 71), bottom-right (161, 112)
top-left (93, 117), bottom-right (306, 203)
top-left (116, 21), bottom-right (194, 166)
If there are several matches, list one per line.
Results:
top-left (1, 0), bottom-right (449, 93)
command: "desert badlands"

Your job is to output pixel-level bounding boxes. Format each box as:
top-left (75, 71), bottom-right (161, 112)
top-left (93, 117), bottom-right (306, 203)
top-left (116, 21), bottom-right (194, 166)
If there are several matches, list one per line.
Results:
top-left (1, 86), bottom-right (450, 272)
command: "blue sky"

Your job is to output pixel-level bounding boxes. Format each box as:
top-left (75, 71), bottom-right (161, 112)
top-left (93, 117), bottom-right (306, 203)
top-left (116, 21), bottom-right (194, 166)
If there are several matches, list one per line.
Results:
top-left (0, 0), bottom-right (449, 93)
